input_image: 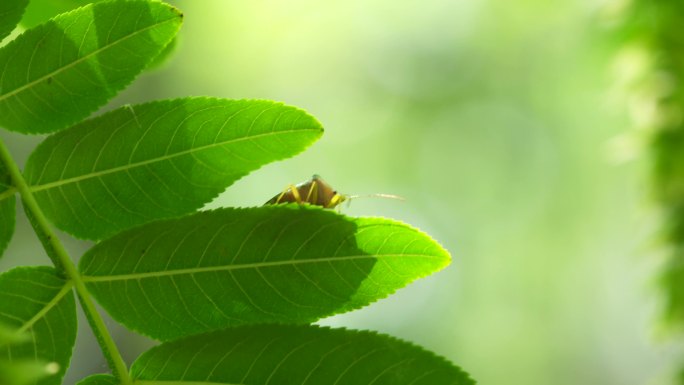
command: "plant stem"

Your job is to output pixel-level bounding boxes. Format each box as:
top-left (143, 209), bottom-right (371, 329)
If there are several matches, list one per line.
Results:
top-left (0, 138), bottom-right (132, 384)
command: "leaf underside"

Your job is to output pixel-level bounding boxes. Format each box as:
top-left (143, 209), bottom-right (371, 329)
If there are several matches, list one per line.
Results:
top-left (0, 160), bottom-right (15, 258)
top-left (79, 205), bottom-right (450, 341)
top-left (0, 0), bottom-right (182, 134)
top-left (0, 0), bottom-right (28, 42)
top-left (23, 98), bottom-right (323, 240)
top-left (131, 325), bottom-right (474, 385)
top-left (0, 266), bottom-right (77, 385)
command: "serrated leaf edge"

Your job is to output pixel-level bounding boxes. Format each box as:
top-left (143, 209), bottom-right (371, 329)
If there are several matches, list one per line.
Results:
top-left (26, 98), bottom-right (322, 191)
top-left (130, 324), bottom-right (475, 385)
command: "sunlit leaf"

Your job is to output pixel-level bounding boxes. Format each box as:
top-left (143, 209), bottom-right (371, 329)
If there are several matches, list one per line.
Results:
top-left (0, 160), bottom-right (15, 258)
top-left (21, 0), bottom-right (99, 29)
top-left (131, 325), bottom-right (474, 385)
top-left (0, 266), bottom-right (76, 385)
top-left (75, 374), bottom-right (119, 385)
top-left (79, 205), bottom-right (450, 341)
top-left (0, 0), bottom-right (182, 134)
top-left (0, 0), bottom-right (28, 42)
top-left (25, 98), bottom-right (323, 240)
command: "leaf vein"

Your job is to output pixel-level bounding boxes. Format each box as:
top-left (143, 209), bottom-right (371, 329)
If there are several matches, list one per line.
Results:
top-left (82, 254), bottom-right (440, 282)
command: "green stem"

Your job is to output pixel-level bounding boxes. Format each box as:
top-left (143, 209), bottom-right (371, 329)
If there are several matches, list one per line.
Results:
top-left (0, 138), bottom-right (132, 384)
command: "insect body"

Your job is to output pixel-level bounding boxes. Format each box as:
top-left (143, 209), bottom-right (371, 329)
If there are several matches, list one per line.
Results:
top-left (265, 174), bottom-right (346, 209)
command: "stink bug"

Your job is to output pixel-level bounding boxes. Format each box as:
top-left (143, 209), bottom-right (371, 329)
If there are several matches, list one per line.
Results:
top-left (265, 174), bottom-right (403, 209)
top-left (265, 174), bottom-right (346, 209)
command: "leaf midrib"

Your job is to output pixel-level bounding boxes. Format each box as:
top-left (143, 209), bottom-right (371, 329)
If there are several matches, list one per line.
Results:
top-left (0, 12), bottom-right (179, 103)
top-left (28, 128), bottom-right (320, 193)
top-left (82, 253), bottom-right (441, 282)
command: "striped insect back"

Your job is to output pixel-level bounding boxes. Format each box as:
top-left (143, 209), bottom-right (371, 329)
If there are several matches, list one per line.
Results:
top-left (265, 174), bottom-right (346, 209)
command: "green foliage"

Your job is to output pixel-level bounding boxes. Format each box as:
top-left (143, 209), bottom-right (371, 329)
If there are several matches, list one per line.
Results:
top-left (131, 325), bottom-right (474, 385)
top-left (0, 1), bottom-right (469, 384)
top-left (0, 0), bottom-right (181, 134)
top-left (0, 160), bottom-right (14, 258)
top-left (0, 0), bottom-right (28, 42)
top-left (620, 0), bottom-right (684, 380)
top-left (23, 98), bottom-right (322, 240)
top-left (0, 267), bottom-right (76, 385)
top-left (627, 1), bottom-right (684, 330)
top-left (79, 206), bottom-right (449, 340)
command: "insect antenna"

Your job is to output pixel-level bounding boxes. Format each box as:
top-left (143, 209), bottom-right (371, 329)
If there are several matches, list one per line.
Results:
top-left (343, 193), bottom-right (405, 208)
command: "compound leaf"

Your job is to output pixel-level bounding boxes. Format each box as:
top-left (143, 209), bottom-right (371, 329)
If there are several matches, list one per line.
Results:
top-left (24, 98), bottom-right (323, 240)
top-left (0, 266), bottom-right (77, 385)
top-left (0, 0), bottom-right (182, 134)
top-left (0, 159), bottom-right (15, 258)
top-left (130, 325), bottom-right (474, 385)
top-left (79, 205), bottom-right (450, 341)
top-left (0, 0), bottom-right (28, 42)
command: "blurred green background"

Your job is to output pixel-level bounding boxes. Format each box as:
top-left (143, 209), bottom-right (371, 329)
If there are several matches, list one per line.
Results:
top-left (0, 0), bottom-right (679, 384)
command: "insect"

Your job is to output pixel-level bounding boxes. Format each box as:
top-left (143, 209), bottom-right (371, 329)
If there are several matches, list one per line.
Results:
top-left (265, 174), bottom-right (403, 209)
top-left (265, 174), bottom-right (346, 208)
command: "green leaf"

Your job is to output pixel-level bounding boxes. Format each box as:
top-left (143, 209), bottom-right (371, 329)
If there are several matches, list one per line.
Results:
top-left (75, 374), bottom-right (119, 385)
top-left (0, 0), bottom-right (182, 134)
top-left (21, 0), bottom-right (99, 29)
top-left (24, 98), bottom-right (323, 240)
top-left (0, 266), bottom-right (77, 385)
top-left (0, 160), bottom-right (15, 258)
top-left (130, 325), bottom-right (474, 385)
top-left (0, 0), bottom-right (28, 42)
top-left (79, 205), bottom-right (449, 341)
